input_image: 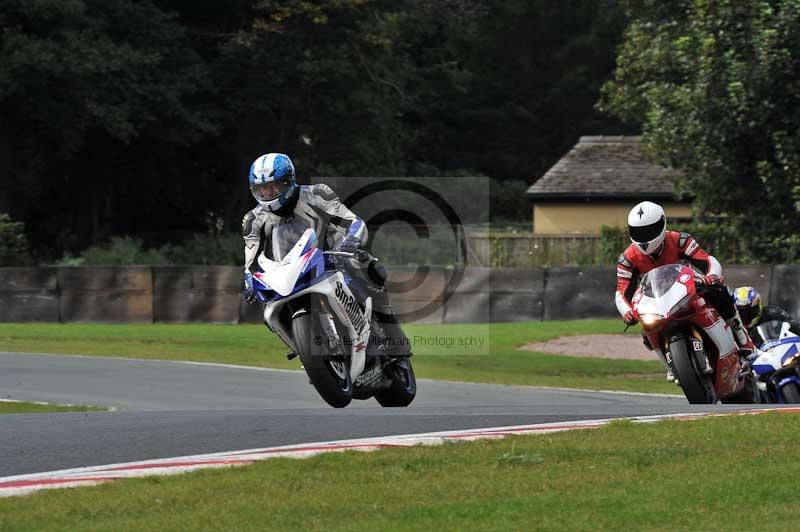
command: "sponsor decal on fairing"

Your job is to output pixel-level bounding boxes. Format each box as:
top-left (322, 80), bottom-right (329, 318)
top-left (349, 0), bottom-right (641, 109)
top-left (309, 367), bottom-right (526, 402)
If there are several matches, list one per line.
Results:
top-left (335, 281), bottom-right (366, 335)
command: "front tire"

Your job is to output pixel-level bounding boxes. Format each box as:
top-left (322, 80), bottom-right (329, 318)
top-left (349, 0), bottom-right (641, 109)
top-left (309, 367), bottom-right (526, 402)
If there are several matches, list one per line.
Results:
top-left (670, 336), bottom-right (715, 404)
top-left (781, 382), bottom-right (800, 403)
top-left (375, 358), bottom-right (416, 407)
top-left (292, 313), bottom-right (352, 408)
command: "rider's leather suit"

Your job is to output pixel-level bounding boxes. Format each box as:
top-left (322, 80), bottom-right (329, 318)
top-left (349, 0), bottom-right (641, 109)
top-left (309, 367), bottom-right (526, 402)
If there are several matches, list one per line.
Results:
top-left (615, 230), bottom-right (733, 319)
top-left (242, 184), bottom-right (411, 357)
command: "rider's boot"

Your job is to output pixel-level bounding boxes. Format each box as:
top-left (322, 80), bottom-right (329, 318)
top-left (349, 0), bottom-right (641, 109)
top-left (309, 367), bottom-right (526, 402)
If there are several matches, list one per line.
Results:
top-left (350, 255), bottom-right (412, 360)
top-left (726, 313), bottom-right (760, 369)
top-left (370, 288), bottom-right (412, 359)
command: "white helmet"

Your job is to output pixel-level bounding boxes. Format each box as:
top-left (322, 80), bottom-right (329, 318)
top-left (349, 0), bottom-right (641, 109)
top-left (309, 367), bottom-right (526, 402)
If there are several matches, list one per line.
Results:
top-left (627, 201), bottom-right (666, 255)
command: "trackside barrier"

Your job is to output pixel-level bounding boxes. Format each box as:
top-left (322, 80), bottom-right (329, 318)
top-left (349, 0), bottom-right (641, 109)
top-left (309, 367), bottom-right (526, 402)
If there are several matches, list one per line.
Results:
top-left (725, 265), bottom-right (772, 308)
top-left (59, 267), bottom-right (152, 322)
top-left (0, 268), bottom-right (59, 322)
top-left (0, 265), bottom-right (791, 323)
top-left (441, 268), bottom-right (545, 323)
top-left (767, 265), bottom-right (800, 321)
top-left (152, 267), bottom-right (240, 323)
top-left (542, 267), bottom-right (618, 320)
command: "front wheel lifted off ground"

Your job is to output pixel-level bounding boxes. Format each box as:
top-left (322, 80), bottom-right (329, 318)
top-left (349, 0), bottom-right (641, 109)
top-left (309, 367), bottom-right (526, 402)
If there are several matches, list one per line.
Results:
top-left (292, 313), bottom-right (352, 408)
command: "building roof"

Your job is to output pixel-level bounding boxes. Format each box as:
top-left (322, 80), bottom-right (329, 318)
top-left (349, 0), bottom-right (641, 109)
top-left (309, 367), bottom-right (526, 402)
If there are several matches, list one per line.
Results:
top-left (526, 136), bottom-right (686, 202)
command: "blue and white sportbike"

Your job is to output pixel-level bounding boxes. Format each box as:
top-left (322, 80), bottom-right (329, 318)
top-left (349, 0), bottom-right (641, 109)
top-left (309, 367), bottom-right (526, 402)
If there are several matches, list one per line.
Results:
top-left (251, 220), bottom-right (416, 408)
top-left (750, 320), bottom-right (800, 403)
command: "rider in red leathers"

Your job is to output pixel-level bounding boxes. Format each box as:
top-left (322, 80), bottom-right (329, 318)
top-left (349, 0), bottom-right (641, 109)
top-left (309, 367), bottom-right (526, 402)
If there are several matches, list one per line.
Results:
top-left (615, 201), bottom-right (759, 379)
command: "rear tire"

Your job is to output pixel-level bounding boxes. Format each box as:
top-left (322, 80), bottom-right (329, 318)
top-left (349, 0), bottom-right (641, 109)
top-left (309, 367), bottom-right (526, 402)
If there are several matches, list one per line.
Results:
top-left (781, 382), bottom-right (800, 403)
top-left (292, 313), bottom-right (352, 408)
top-left (670, 337), bottom-right (715, 404)
top-left (375, 358), bottom-right (416, 407)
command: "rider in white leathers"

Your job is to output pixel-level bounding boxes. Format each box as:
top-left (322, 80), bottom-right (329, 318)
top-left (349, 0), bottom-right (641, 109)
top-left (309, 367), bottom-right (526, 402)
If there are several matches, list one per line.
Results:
top-left (241, 153), bottom-right (411, 358)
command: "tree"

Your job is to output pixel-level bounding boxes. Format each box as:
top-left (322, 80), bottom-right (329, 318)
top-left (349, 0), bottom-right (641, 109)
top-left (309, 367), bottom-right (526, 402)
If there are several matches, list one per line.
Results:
top-left (1, 0), bottom-right (633, 260)
top-left (0, 212), bottom-right (31, 266)
top-left (0, 0), bottom-right (213, 256)
top-left (430, 0), bottom-right (632, 181)
top-left (221, 0), bottom-right (631, 221)
top-left (600, 0), bottom-right (800, 261)
top-left (378, 0), bottom-right (633, 221)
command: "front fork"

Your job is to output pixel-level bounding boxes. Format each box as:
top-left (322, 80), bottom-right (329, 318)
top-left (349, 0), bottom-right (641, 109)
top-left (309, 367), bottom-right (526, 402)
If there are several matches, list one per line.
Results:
top-left (655, 328), bottom-right (712, 375)
top-left (319, 312), bottom-right (346, 357)
top-left (687, 329), bottom-right (713, 375)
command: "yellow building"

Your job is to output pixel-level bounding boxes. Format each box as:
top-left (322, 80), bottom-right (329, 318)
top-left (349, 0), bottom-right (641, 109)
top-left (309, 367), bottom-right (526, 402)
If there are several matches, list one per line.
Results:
top-left (526, 136), bottom-right (692, 235)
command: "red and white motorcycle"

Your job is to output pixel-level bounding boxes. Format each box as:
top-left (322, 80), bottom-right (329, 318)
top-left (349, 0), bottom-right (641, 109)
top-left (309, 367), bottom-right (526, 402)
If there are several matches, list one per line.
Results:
top-left (632, 263), bottom-right (758, 404)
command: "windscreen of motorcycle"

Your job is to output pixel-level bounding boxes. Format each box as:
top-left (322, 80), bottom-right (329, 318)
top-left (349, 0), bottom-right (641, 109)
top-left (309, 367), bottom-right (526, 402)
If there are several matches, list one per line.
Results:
top-left (756, 320), bottom-right (791, 343)
top-left (641, 264), bottom-right (683, 298)
top-left (635, 264), bottom-right (689, 317)
top-left (271, 218), bottom-right (315, 261)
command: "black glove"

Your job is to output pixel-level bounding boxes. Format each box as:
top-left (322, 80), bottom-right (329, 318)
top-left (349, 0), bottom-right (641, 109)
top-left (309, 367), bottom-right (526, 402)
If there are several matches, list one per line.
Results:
top-left (243, 272), bottom-right (258, 304)
top-left (335, 235), bottom-right (361, 254)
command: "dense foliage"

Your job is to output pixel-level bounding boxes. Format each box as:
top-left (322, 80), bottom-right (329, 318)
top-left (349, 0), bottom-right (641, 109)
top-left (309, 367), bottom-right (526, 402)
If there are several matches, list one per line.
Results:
top-left (600, 0), bottom-right (800, 262)
top-left (0, 0), bottom-right (629, 261)
top-left (0, 212), bottom-right (30, 266)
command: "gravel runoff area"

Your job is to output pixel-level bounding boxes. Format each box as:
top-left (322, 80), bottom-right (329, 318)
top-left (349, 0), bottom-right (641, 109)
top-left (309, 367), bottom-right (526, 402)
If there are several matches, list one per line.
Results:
top-left (522, 334), bottom-right (653, 361)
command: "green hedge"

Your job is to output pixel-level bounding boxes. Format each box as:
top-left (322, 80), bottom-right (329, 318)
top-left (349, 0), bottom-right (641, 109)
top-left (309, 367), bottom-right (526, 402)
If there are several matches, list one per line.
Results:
top-left (57, 228), bottom-right (463, 267)
top-left (57, 235), bottom-right (243, 266)
top-left (55, 221), bottom-right (756, 268)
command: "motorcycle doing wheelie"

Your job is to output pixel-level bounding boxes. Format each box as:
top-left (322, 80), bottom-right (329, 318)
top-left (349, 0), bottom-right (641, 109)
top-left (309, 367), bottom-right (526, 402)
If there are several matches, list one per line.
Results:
top-left (251, 220), bottom-right (416, 408)
top-left (632, 263), bottom-right (758, 404)
top-left (750, 320), bottom-right (800, 403)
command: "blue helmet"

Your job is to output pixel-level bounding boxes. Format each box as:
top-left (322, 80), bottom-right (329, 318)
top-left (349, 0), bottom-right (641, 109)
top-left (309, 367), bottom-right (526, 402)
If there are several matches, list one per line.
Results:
top-left (248, 153), bottom-right (297, 213)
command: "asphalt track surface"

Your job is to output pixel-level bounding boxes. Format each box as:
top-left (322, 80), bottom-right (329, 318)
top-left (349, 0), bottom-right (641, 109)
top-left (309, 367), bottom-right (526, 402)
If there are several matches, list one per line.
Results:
top-left (0, 352), bottom-right (766, 478)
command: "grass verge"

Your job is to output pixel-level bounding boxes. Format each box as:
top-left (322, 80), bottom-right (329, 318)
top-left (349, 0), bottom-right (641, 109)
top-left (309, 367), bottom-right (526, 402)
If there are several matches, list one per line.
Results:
top-left (1, 411), bottom-right (797, 531)
top-left (0, 320), bottom-right (674, 394)
top-left (0, 401), bottom-right (105, 414)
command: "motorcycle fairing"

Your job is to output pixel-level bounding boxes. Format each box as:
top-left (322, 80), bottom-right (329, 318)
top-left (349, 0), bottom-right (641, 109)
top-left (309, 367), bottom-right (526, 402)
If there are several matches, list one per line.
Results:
top-left (263, 270), bottom-right (372, 380)
top-left (702, 318), bottom-right (737, 359)
top-left (636, 279), bottom-right (689, 318)
top-left (702, 319), bottom-right (740, 395)
top-left (255, 228), bottom-right (323, 298)
top-left (753, 325), bottom-right (800, 375)
top-left (678, 314), bottom-right (740, 396)
top-left (760, 337), bottom-right (800, 352)
top-left (778, 375), bottom-right (800, 388)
